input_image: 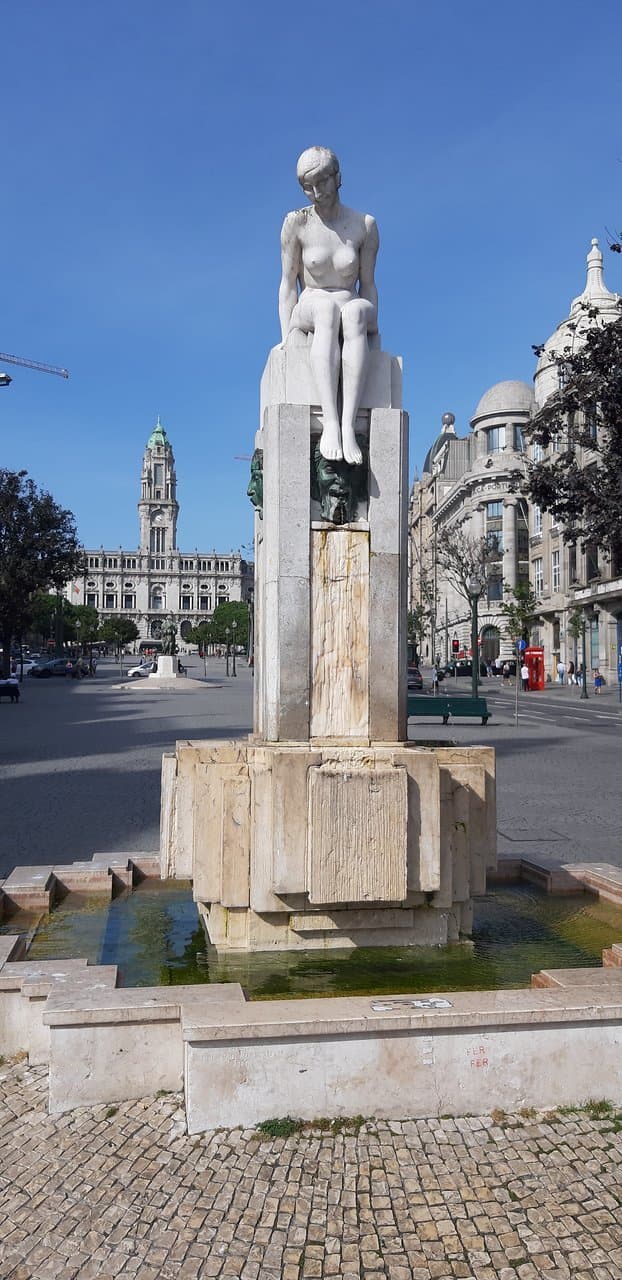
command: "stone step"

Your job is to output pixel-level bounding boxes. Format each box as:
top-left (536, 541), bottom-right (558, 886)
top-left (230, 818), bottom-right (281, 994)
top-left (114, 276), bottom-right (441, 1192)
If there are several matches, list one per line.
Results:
top-left (603, 943), bottom-right (622, 968)
top-left (532, 966), bottom-right (622, 989)
top-left (561, 863), bottom-right (622, 907)
top-left (1, 866), bottom-right (55, 911)
top-left (0, 934), bottom-right (27, 967)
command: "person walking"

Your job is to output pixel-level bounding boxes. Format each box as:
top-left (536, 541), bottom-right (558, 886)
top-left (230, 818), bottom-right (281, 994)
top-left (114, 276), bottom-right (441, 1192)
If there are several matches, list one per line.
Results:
top-left (502, 661), bottom-right (511, 686)
top-left (567, 660), bottom-right (576, 686)
top-left (431, 664), bottom-right (439, 695)
top-left (521, 662), bottom-right (529, 692)
top-left (594, 668), bottom-right (603, 695)
top-left (557, 659), bottom-right (566, 685)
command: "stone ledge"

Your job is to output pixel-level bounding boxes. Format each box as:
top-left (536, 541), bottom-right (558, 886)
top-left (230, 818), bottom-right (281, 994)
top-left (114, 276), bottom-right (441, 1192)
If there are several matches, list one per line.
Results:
top-left (181, 984), bottom-right (622, 1045)
top-left (43, 982), bottom-right (245, 1027)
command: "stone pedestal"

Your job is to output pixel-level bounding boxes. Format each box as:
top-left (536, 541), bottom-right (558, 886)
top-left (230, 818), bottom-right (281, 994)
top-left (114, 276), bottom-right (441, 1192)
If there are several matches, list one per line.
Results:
top-left (160, 337), bottom-right (497, 951)
top-left (149, 655), bottom-right (177, 680)
top-left (161, 738), bottom-right (495, 950)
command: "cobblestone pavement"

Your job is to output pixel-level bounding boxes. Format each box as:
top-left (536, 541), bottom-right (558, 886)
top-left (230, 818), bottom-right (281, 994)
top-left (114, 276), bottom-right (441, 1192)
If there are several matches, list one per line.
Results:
top-left (1, 1063), bottom-right (622, 1279)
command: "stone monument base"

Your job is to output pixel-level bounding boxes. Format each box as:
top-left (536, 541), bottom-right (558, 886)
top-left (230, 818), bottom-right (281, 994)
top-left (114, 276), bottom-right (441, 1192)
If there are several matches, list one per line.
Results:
top-left (160, 738), bottom-right (496, 952)
top-left (149, 655), bottom-right (178, 680)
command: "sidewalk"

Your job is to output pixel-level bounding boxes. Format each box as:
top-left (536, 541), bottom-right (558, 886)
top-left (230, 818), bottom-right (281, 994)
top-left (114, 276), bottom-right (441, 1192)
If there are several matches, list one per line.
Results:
top-left (2, 1059), bottom-right (621, 1279)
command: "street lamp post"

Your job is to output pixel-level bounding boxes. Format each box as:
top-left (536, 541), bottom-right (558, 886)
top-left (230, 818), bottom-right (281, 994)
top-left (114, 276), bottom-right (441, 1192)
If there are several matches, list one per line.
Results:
top-left (467, 573), bottom-right (484, 701)
top-left (580, 615), bottom-right (589, 699)
top-left (231, 620), bottom-right (237, 677)
top-left (225, 627), bottom-right (230, 677)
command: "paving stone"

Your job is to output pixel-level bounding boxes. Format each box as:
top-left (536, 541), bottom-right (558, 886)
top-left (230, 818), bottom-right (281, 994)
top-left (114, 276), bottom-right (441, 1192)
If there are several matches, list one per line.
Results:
top-left (2, 1063), bottom-right (622, 1280)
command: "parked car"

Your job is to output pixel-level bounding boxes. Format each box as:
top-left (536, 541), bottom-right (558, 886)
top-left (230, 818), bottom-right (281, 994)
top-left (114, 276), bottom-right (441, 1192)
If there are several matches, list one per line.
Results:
top-left (13, 658), bottom-right (39, 678)
top-left (407, 666), bottom-right (424, 691)
top-left (31, 658), bottom-right (83, 679)
top-left (443, 660), bottom-right (488, 679)
top-left (127, 660), bottom-right (154, 678)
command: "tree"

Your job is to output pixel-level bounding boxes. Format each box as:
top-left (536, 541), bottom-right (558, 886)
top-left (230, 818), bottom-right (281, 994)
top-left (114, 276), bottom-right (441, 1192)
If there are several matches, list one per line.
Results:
top-left (0, 469), bottom-right (83, 675)
top-left (209, 601), bottom-right (250, 648)
top-left (99, 616), bottom-right (140, 652)
top-left (522, 312), bottom-right (622, 551)
top-left (435, 523), bottom-right (496, 605)
top-left (498, 584), bottom-right (540, 645)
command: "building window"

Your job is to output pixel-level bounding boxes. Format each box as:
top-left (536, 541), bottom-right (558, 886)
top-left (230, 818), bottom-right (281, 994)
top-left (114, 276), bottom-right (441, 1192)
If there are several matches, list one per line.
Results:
top-left (513, 425), bottom-right (525, 452)
top-left (151, 594), bottom-right (164, 611)
top-left (533, 557), bottom-right (543, 596)
top-left (585, 544), bottom-right (599, 580)
top-left (105, 593), bottom-right (116, 610)
top-left (552, 550), bottom-right (560, 592)
top-left (86, 592), bottom-right (98, 608)
top-left (123, 594), bottom-right (135, 610)
top-left (150, 527), bottom-right (166, 555)
top-left (199, 596), bottom-right (211, 611)
top-left (486, 501), bottom-right (502, 519)
top-left (104, 557), bottom-right (118, 569)
top-left (568, 545), bottom-right (577, 582)
top-left (88, 556), bottom-right (99, 569)
top-left (487, 575), bottom-right (503, 602)
top-left (532, 506), bottom-right (542, 536)
top-left (181, 559), bottom-right (194, 571)
top-left (485, 427), bottom-right (505, 453)
top-left (532, 442), bottom-right (543, 463)
top-left (122, 558), bottom-right (137, 570)
top-left (181, 595), bottom-right (192, 610)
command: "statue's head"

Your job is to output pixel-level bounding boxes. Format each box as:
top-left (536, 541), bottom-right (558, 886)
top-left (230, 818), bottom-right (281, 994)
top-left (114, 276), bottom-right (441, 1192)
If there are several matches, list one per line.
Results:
top-left (296, 146), bottom-right (341, 211)
top-left (311, 441), bottom-right (365, 525)
top-left (247, 449), bottom-right (263, 518)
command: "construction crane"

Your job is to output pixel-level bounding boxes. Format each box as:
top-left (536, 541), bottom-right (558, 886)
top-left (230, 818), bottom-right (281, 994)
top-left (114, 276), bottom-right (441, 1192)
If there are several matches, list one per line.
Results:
top-left (0, 351), bottom-right (69, 387)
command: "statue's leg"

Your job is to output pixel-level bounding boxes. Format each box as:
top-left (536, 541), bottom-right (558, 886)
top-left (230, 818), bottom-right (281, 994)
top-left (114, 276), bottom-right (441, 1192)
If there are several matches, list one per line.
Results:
top-left (340, 300), bottom-right (375, 465)
top-left (307, 296), bottom-right (342, 460)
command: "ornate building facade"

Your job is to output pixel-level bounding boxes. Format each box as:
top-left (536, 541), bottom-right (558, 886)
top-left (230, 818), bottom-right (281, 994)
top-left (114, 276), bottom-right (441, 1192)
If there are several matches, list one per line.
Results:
top-left (529, 239), bottom-right (621, 680)
top-left (410, 240), bottom-right (621, 679)
top-left (409, 388), bottom-right (532, 666)
top-left (65, 418), bottom-right (253, 647)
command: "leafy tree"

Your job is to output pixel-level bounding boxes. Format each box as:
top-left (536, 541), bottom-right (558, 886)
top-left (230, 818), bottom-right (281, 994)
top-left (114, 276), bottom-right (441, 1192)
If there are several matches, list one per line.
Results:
top-left (435, 523), bottom-right (496, 605)
top-left (0, 469), bottom-right (83, 675)
top-left (209, 601), bottom-right (250, 648)
top-left (522, 312), bottom-right (622, 551)
top-left (66, 604), bottom-right (100, 646)
top-left (99, 616), bottom-right (140, 652)
top-left (188, 621), bottom-right (216, 652)
top-left (498, 584), bottom-right (540, 645)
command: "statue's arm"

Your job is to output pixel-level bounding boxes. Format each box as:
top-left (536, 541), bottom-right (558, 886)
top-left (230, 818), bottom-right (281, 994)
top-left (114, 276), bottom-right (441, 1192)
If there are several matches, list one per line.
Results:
top-left (278, 212), bottom-right (302, 342)
top-left (358, 215), bottom-right (379, 328)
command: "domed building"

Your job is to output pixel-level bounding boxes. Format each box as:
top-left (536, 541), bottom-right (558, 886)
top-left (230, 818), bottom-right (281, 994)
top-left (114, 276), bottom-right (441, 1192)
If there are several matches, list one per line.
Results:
top-left (411, 238), bottom-right (621, 681)
top-left (64, 418), bottom-right (253, 650)
top-left (409, 382), bottom-right (533, 666)
top-left (528, 240), bottom-right (621, 680)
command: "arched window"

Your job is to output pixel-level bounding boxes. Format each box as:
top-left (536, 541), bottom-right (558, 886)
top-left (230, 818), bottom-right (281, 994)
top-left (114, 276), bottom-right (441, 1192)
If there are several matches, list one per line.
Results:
top-left (480, 627), bottom-right (500, 664)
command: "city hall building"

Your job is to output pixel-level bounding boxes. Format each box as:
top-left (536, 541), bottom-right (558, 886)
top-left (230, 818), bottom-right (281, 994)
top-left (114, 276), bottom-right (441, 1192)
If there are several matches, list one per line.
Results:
top-left (65, 418), bottom-right (253, 646)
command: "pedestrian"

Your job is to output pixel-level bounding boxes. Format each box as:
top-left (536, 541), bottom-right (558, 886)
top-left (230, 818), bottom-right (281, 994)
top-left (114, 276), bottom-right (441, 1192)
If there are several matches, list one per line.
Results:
top-left (557, 659), bottom-right (566, 685)
top-left (431, 664), bottom-right (439, 694)
top-left (567, 660), bottom-right (576, 685)
top-left (495, 656), bottom-right (503, 677)
top-left (521, 662), bottom-right (529, 692)
top-left (502, 661), bottom-right (510, 686)
top-left (486, 660), bottom-right (493, 678)
top-left (594, 668), bottom-right (603, 695)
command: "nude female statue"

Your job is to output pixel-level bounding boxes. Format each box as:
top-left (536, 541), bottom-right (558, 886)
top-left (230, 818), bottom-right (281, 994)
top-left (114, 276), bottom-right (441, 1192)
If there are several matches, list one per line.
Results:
top-left (279, 146), bottom-right (379, 466)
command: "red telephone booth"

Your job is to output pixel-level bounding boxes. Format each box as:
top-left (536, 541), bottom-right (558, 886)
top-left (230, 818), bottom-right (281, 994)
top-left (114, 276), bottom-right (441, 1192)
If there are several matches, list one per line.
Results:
top-left (524, 646), bottom-right (545, 691)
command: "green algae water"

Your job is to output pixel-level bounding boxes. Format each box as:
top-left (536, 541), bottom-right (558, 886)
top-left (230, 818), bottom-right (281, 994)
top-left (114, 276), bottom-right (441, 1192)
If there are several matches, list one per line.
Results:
top-left (5, 880), bottom-right (622, 997)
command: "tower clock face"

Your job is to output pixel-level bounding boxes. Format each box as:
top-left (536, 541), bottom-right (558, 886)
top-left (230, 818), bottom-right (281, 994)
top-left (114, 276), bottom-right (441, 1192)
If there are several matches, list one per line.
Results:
top-left (152, 509), bottom-right (165, 524)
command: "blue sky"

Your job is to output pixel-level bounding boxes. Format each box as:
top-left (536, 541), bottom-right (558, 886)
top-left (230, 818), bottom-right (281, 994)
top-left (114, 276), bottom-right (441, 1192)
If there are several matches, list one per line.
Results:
top-left (2, 0), bottom-right (621, 553)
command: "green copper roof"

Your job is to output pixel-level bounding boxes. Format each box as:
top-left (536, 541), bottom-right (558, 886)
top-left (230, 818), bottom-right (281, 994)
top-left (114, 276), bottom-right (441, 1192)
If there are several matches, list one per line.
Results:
top-left (147, 415), bottom-right (170, 449)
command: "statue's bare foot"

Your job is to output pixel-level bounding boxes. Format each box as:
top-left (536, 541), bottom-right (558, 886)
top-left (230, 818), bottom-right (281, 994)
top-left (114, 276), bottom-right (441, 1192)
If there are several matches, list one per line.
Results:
top-left (342, 429), bottom-right (363, 466)
top-left (319, 423), bottom-right (343, 461)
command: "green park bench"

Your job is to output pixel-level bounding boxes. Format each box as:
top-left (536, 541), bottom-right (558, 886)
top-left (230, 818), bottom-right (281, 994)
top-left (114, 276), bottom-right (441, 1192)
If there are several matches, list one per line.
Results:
top-left (407, 694), bottom-right (490, 725)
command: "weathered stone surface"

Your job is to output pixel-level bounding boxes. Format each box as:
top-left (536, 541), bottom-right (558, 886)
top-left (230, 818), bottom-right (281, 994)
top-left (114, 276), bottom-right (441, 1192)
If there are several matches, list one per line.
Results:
top-left (310, 529), bottom-right (369, 740)
top-left (5, 1058), bottom-right (620, 1280)
top-left (308, 764), bottom-right (408, 904)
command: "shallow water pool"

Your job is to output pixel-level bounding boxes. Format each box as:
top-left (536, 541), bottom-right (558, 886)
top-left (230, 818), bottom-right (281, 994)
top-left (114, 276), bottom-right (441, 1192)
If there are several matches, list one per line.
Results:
top-left (3, 879), bottom-right (621, 998)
